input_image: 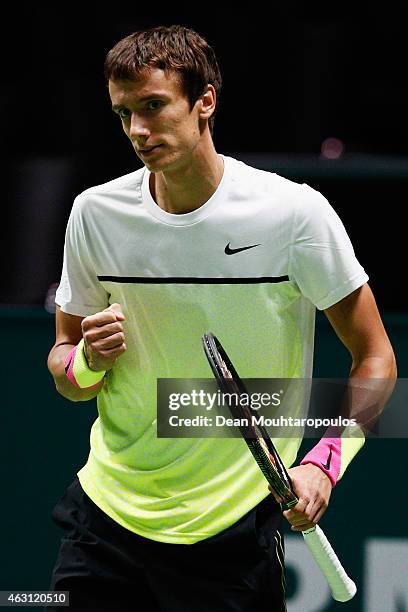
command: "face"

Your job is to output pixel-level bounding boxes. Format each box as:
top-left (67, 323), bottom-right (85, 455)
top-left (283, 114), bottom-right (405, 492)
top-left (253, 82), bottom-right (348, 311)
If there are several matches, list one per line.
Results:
top-left (109, 68), bottom-right (214, 173)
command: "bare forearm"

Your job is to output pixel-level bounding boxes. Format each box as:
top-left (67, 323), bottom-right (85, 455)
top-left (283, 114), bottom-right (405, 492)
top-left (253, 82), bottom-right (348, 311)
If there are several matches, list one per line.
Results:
top-left (47, 344), bottom-right (103, 402)
top-left (350, 351), bottom-right (397, 380)
top-left (347, 350), bottom-right (397, 431)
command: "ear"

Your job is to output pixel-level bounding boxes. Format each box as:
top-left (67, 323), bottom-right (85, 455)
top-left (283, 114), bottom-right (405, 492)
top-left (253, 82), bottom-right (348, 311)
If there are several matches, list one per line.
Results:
top-left (197, 84), bottom-right (216, 121)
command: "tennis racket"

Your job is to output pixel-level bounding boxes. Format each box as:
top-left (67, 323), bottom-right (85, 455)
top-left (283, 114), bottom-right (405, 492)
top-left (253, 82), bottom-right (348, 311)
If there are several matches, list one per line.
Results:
top-left (201, 332), bottom-right (356, 603)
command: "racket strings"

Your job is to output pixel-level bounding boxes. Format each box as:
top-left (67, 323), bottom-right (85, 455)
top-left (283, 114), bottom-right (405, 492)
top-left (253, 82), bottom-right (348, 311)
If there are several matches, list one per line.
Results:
top-left (203, 333), bottom-right (297, 508)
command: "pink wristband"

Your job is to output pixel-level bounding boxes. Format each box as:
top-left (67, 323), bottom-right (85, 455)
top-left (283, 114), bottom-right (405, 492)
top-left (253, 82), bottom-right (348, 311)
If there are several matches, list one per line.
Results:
top-left (300, 438), bottom-right (342, 487)
top-left (64, 345), bottom-right (81, 387)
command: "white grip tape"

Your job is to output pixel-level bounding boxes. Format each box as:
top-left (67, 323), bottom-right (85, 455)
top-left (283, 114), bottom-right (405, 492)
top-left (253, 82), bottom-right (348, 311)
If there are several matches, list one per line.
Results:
top-left (302, 525), bottom-right (357, 602)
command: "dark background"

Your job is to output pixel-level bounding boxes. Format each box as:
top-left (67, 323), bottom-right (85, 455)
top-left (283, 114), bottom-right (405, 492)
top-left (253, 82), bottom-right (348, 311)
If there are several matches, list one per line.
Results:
top-left (1, 8), bottom-right (407, 612)
top-left (1, 6), bottom-right (406, 310)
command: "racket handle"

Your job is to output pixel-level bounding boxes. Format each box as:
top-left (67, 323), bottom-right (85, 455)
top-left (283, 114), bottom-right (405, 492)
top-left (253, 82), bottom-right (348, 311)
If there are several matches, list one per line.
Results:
top-left (302, 525), bottom-right (357, 602)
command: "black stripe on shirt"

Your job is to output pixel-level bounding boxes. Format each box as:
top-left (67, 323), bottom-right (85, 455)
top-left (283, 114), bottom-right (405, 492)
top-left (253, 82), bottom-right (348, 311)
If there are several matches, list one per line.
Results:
top-left (97, 276), bottom-right (290, 284)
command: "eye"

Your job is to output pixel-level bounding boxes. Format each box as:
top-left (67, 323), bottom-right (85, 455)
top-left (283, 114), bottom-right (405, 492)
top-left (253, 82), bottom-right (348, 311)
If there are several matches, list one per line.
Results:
top-left (116, 108), bottom-right (130, 120)
top-left (146, 100), bottom-right (163, 111)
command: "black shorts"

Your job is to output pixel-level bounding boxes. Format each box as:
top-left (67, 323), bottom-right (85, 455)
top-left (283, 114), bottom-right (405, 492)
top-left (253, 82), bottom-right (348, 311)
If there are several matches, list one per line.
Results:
top-left (45, 477), bottom-right (286, 612)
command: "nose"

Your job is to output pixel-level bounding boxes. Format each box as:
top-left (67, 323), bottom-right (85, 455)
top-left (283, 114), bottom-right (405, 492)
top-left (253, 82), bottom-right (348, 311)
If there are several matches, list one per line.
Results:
top-left (128, 113), bottom-right (150, 140)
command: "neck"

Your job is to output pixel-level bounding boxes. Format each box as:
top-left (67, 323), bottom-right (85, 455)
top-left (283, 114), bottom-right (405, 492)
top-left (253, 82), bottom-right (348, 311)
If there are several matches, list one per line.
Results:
top-left (149, 141), bottom-right (224, 214)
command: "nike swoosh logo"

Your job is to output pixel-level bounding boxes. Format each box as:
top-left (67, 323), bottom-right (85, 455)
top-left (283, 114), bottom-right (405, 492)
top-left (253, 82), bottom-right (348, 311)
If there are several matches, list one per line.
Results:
top-left (321, 448), bottom-right (333, 471)
top-left (224, 242), bottom-right (261, 255)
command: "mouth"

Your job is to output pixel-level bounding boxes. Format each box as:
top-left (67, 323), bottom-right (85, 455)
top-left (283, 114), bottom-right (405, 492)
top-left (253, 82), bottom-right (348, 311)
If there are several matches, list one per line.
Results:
top-left (138, 145), bottom-right (161, 155)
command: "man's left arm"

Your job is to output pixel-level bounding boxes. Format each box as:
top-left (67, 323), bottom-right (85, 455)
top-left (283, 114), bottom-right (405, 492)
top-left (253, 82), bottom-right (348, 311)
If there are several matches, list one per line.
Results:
top-left (283, 283), bottom-right (397, 531)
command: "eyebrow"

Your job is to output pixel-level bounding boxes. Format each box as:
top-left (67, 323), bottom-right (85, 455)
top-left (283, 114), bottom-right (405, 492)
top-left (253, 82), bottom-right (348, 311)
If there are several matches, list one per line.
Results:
top-left (112, 93), bottom-right (169, 111)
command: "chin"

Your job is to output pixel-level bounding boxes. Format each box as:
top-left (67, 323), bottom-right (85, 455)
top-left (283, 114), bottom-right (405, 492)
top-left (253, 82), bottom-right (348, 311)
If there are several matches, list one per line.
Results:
top-left (143, 158), bottom-right (168, 172)
top-left (144, 152), bottom-right (179, 173)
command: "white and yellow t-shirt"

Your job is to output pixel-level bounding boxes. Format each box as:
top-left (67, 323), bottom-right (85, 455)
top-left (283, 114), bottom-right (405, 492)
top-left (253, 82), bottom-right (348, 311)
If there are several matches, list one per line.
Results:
top-left (55, 154), bottom-right (368, 543)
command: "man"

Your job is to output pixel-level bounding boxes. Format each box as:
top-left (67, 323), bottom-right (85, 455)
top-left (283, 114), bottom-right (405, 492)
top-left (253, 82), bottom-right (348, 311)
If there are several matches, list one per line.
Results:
top-left (46, 25), bottom-right (396, 611)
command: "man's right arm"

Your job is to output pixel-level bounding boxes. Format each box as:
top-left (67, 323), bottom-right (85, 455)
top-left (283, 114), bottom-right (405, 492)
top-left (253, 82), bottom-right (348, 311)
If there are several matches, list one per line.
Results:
top-left (47, 303), bottom-right (126, 402)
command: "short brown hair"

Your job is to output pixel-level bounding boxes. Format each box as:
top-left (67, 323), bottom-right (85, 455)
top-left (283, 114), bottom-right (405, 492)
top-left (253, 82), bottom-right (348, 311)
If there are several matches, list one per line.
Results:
top-left (104, 25), bottom-right (222, 134)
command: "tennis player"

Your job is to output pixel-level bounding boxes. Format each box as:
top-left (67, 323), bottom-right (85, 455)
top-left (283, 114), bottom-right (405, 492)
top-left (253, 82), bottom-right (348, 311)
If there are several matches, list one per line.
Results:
top-left (46, 25), bottom-right (396, 611)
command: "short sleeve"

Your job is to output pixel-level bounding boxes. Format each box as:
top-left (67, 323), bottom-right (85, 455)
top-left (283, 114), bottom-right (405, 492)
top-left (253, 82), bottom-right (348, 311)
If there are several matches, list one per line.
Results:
top-left (289, 185), bottom-right (369, 310)
top-left (55, 196), bottom-right (109, 317)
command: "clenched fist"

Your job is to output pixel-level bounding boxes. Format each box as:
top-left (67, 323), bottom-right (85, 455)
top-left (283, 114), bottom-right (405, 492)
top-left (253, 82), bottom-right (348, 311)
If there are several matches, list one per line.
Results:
top-left (81, 303), bottom-right (126, 372)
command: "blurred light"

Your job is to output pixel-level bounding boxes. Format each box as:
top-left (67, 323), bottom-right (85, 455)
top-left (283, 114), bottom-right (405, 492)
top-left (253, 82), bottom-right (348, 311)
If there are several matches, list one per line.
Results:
top-left (44, 282), bottom-right (59, 314)
top-left (321, 137), bottom-right (345, 159)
